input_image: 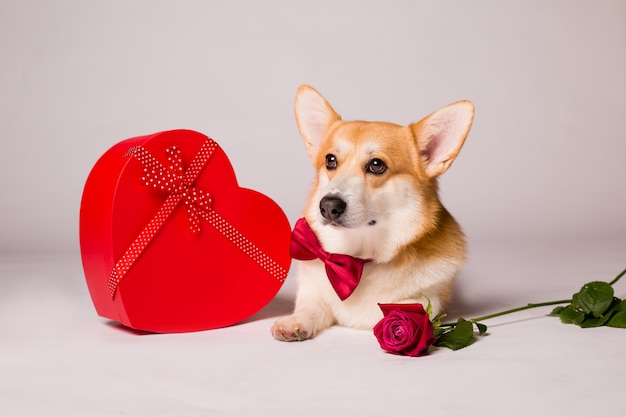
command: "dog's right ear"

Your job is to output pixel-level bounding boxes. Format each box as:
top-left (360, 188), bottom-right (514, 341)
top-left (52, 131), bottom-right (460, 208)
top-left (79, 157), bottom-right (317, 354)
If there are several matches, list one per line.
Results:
top-left (294, 85), bottom-right (341, 159)
top-left (411, 100), bottom-right (475, 178)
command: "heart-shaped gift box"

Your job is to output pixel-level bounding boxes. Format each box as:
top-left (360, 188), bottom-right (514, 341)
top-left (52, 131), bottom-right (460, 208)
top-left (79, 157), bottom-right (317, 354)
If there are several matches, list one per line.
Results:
top-left (80, 129), bottom-right (292, 332)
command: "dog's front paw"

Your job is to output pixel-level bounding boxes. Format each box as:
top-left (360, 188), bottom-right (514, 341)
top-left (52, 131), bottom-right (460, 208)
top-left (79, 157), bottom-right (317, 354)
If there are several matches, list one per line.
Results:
top-left (271, 316), bottom-right (312, 342)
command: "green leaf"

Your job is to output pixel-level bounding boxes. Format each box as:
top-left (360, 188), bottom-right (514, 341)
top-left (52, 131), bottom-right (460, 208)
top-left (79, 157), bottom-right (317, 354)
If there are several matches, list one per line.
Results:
top-left (424, 298), bottom-right (433, 316)
top-left (475, 322), bottom-right (488, 335)
top-left (558, 305), bottom-right (585, 325)
top-left (433, 327), bottom-right (444, 339)
top-left (431, 313), bottom-right (447, 324)
top-left (579, 313), bottom-right (613, 328)
top-left (607, 311), bottom-right (626, 328)
top-left (550, 305), bottom-right (567, 316)
top-left (572, 281), bottom-right (614, 318)
top-left (579, 298), bottom-right (624, 328)
top-left (434, 318), bottom-right (475, 351)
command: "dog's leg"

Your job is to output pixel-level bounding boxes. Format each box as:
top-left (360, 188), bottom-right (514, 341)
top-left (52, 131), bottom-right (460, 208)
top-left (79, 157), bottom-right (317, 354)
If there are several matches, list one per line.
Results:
top-left (270, 294), bottom-right (336, 341)
top-left (270, 303), bottom-right (335, 342)
top-left (271, 271), bottom-right (336, 341)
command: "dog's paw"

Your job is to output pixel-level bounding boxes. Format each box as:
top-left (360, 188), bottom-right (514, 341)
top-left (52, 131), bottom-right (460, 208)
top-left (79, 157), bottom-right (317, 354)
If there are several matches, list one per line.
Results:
top-left (270, 316), bottom-right (312, 342)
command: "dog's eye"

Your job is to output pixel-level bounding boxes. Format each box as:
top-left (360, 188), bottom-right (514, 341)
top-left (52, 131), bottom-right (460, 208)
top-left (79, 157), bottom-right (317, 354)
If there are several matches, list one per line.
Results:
top-left (325, 154), bottom-right (338, 170)
top-left (367, 158), bottom-right (386, 175)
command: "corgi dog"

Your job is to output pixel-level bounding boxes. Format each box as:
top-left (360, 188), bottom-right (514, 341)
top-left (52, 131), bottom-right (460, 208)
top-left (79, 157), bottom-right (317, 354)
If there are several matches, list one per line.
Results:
top-left (271, 85), bottom-right (474, 341)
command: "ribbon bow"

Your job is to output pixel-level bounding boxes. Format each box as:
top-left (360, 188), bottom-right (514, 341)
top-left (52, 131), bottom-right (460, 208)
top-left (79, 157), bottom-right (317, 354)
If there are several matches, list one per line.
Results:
top-left (128, 145), bottom-right (212, 233)
top-left (290, 217), bottom-right (371, 301)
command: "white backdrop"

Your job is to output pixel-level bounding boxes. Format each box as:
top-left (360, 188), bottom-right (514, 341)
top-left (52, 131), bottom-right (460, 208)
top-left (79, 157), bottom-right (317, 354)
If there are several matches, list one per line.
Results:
top-left (1, 0), bottom-right (625, 254)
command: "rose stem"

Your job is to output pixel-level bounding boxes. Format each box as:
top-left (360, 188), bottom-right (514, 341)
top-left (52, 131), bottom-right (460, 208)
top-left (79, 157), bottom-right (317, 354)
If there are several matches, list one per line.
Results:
top-left (608, 267), bottom-right (626, 286)
top-left (440, 267), bottom-right (626, 328)
top-left (465, 299), bottom-right (571, 323)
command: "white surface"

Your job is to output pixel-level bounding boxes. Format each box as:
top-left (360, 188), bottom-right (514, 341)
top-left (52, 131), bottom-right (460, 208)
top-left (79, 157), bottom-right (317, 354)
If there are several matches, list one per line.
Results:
top-left (1, 237), bottom-right (625, 416)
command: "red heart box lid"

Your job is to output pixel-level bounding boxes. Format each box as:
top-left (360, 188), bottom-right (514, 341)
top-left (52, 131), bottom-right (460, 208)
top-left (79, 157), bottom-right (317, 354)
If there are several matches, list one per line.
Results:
top-left (80, 129), bottom-right (292, 332)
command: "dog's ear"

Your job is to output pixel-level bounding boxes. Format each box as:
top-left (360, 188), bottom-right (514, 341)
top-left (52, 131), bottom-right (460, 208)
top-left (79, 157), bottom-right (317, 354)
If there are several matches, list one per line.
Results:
top-left (411, 100), bottom-right (474, 177)
top-left (294, 85), bottom-right (341, 159)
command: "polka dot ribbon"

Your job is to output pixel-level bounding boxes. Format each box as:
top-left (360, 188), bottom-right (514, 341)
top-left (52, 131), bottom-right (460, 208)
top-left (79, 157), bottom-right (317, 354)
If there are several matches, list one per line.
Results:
top-left (108, 139), bottom-right (288, 298)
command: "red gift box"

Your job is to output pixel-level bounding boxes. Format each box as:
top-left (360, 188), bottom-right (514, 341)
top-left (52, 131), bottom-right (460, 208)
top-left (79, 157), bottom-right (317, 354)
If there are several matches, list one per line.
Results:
top-left (80, 129), bottom-right (292, 332)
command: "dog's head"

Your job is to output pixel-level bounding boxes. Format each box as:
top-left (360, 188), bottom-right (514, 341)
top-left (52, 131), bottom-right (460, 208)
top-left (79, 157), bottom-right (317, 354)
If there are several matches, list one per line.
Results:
top-left (294, 85), bottom-right (474, 261)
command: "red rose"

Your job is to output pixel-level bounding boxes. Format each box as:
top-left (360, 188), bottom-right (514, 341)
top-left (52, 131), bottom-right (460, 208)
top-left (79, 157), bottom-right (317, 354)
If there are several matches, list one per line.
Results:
top-left (373, 303), bottom-right (435, 357)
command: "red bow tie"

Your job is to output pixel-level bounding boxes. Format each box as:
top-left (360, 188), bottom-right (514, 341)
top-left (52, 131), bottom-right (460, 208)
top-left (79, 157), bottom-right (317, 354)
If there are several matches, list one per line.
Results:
top-left (290, 217), bottom-right (371, 301)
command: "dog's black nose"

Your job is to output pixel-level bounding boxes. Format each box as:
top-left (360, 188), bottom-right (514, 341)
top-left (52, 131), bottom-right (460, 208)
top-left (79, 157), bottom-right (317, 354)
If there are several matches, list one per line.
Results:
top-left (319, 196), bottom-right (346, 221)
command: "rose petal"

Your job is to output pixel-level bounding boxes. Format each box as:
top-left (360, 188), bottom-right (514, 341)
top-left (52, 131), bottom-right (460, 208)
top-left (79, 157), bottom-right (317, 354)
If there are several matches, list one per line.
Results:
top-left (378, 303), bottom-right (427, 317)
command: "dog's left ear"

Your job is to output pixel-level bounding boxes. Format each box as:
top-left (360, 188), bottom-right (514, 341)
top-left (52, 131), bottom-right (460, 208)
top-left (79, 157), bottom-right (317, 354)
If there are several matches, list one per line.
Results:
top-left (411, 100), bottom-right (475, 177)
